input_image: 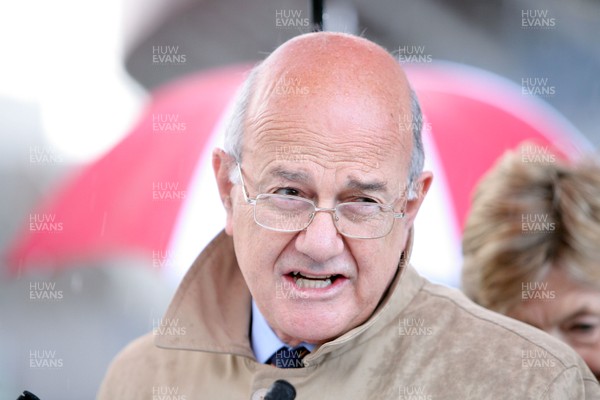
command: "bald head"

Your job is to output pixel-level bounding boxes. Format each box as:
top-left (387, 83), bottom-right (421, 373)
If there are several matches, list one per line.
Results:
top-left (225, 32), bottom-right (424, 192)
top-left (253, 32), bottom-right (410, 105)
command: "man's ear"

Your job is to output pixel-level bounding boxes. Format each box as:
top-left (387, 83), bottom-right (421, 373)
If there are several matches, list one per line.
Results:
top-left (402, 171), bottom-right (433, 230)
top-left (212, 148), bottom-right (235, 235)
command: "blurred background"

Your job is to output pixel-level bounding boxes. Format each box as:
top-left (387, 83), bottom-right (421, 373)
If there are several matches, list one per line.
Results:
top-left (1, 0), bottom-right (599, 398)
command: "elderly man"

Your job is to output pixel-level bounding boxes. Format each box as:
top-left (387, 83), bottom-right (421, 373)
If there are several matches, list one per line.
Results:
top-left (99, 32), bottom-right (599, 399)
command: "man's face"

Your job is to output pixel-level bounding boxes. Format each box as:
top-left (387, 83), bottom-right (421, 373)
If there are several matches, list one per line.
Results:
top-left (507, 267), bottom-right (600, 379)
top-left (215, 67), bottom-right (431, 346)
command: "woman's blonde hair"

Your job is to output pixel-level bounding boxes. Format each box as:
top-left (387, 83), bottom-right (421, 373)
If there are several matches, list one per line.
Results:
top-left (461, 142), bottom-right (600, 313)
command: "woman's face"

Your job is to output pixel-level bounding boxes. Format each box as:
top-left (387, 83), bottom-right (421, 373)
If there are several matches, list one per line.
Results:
top-left (507, 267), bottom-right (600, 379)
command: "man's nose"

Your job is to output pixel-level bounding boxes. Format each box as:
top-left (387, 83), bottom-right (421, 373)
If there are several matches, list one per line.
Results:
top-left (294, 210), bottom-right (344, 263)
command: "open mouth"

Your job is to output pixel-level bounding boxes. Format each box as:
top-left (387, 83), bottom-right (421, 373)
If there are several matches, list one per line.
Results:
top-left (289, 271), bottom-right (342, 289)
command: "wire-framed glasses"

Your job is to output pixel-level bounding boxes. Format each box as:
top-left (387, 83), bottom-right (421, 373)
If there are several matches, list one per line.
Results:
top-left (236, 163), bottom-right (407, 239)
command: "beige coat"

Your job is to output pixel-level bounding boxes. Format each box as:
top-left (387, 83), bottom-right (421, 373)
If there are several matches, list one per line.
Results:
top-left (98, 231), bottom-right (599, 399)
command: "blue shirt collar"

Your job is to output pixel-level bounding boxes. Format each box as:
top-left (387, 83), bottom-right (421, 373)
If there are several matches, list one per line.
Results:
top-left (251, 300), bottom-right (315, 363)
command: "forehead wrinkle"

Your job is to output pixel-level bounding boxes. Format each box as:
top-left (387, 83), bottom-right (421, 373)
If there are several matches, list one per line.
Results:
top-left (247, 90), bottom-right (408, 149)
top-left (247, 111), bottom-right (317, 145)
top-left (246, 110), bottom-right (306, 138)
top-left (332, 137), bottom-right (395, 155)
top-left (252, 126), bottom-right (403, 158)
top-left (249, 135), bottom-right (408, 183)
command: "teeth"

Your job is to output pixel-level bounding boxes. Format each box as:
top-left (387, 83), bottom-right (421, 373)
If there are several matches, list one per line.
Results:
top-left (292, 272), bottom-right (333, 279)
top-left (295, 277), bottom-right (332, 289)
top-left (290, 271), bottom-right (338, 289)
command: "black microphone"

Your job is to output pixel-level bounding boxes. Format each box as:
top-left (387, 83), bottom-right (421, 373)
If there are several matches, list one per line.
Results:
top-left (264, 379), bottom-right (296, 400)
top-left (17, 391), bottom-right (40, 400)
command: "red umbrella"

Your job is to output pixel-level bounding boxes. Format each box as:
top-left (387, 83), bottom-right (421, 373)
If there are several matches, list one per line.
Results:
top-left (404, 62), bottom-right (588, 285)
top-left (6, 64), bottom-right (250, 274)
top-left (409, 62), bottom-right (585, 229)
top-left (7, 61), bottom-right (591, 286)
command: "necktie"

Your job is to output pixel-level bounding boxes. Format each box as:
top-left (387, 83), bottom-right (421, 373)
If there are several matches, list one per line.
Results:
top-left (269, 346), bottom-right (309, 368)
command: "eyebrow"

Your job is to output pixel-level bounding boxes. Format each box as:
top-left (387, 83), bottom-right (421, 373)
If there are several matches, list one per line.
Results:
top-left (267, 167), bottom-right (389, 193)
top-left (347, 178), bottom-right (388, 193)
top-left (563, 306), bottom-right (600, 321)
top-left (268, 167), bottom-right (312, 184)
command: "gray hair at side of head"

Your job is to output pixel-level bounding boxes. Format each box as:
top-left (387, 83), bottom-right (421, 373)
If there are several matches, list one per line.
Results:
top-left (223, 66), bottom-right (259, 184)
top-left (223, 65), bottom-right (425, 200)
top-left (407, 88), bottom-right (425, 199)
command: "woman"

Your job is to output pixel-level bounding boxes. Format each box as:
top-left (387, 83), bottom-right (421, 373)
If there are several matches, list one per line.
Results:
top-left (462, 143), bottom-right (600, 379)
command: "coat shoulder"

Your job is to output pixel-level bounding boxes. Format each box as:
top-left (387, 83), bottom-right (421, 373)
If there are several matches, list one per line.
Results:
top-left (97, 333), bottom-right (157, 399)
top-left (412, 281), bottom-right (600, 398)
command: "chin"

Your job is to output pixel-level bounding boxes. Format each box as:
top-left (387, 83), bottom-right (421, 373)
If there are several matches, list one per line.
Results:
top-left (278, 308), bottom-right (354, 344)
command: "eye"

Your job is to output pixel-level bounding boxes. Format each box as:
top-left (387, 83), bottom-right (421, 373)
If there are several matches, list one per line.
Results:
top-left (273, 187), bottom-right (301, 197)
top-left (563, 316), bottom-right (600, 345)
top-left (566, 321), bottom-right (596, 334)
top-left (354, 197), bottom-right (377, 203)
top-left (346, 196), bottom-right (378, 204)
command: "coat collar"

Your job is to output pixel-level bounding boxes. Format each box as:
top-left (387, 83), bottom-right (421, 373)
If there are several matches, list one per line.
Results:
top-left (155, 229), bottom-right (424, 364)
